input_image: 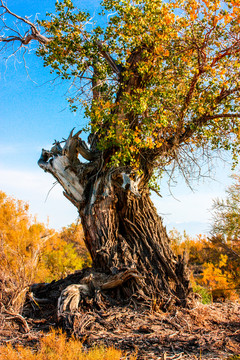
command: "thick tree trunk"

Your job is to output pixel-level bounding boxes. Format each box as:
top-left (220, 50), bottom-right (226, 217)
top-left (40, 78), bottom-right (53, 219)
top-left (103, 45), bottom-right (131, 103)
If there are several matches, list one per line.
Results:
top-left (38, 131), bottom-right (191, 309)
top-left (80, 183), bottom-right (190, 306)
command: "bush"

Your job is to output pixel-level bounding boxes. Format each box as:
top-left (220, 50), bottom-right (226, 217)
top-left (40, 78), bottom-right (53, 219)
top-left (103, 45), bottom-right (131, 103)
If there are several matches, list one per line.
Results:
top-left (170, 228), bottom-right (239, 302)
top-left (0, 329), bottom-right (135, 360)
top-left (0, 191), bottom-right (89, 310)
top-left (192, 284), bottom-right (212, 304)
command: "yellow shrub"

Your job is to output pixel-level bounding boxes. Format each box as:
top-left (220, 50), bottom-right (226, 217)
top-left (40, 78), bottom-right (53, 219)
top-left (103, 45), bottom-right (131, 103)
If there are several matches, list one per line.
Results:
top-left (170, 229), bottom-right (239, 302)
top-left (60, 223), bottom-right (92, 267)
top-left (0, 191), bottom-right (90, 310)
top-left (200, 255), bottom-right (238, 301)
top-left (0, 329), bottom-right (135, 360)
top-left (170, 229), bottom-right (209, 264)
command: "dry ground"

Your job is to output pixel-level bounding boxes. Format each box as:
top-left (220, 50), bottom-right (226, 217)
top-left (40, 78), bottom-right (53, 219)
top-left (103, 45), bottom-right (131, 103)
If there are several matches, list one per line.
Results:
top-left (0, 300), bottom-right (239, 359)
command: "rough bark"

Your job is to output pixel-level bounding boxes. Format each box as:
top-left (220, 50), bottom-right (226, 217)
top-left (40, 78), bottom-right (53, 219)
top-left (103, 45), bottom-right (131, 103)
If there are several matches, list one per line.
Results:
top-left (38, 130), bottom-right (191, 311)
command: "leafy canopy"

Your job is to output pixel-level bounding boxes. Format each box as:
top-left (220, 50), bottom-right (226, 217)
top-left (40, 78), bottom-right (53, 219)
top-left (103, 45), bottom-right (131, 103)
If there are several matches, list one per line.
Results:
top-left (38, 0), bottom-right (240, 174)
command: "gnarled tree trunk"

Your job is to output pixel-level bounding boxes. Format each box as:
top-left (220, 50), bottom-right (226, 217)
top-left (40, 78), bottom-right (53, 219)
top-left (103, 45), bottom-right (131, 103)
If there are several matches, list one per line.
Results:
top-left (38, 130), bottom-right (191, 309)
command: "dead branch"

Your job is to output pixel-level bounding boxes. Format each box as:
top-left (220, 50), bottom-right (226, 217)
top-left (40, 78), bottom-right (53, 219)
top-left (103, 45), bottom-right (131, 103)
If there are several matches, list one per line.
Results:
top-left (1, 303), bottom-right (29, 333)
top-left (0, 0), bottom-right (50, 46)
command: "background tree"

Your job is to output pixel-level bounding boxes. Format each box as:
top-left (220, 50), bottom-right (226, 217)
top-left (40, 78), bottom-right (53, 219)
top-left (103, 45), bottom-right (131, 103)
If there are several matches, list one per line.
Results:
top-left (212, 174), bottom-right (240, 241)
top-left (1, 0), bottom-right (240, 308)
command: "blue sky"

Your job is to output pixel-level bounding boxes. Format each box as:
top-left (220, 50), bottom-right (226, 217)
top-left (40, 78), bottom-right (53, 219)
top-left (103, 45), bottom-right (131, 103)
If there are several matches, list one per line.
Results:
top-left (0, 0), bottom-right (235, 235)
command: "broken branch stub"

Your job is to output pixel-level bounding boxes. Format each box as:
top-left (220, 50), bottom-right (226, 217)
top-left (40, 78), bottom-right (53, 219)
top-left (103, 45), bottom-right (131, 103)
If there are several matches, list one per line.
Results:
top-left (38, 130), bottom-right (143, 211)
top-left (38, 150), bottom-right (84, 203)
top-left (37, 130), bottom-right (93, 206)
top-left (62, 129), bottom-right (98, 162)
top-left (58, 284), bottom-right (92, 316)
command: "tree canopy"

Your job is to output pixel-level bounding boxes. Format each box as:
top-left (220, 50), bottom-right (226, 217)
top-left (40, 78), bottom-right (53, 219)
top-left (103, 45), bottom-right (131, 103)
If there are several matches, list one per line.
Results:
top-left (1, 0), bottom-right (240, 184)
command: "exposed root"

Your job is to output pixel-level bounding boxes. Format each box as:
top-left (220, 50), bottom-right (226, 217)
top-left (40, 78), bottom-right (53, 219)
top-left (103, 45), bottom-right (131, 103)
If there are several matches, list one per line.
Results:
top-left (23, 267), bottom-right (143, 330)
top-left (57, 268), bottom-right (141, 322)
top-left (58, 284), bottom-right (92, 316)
top-left (4, 300), bottom-right (238, 359)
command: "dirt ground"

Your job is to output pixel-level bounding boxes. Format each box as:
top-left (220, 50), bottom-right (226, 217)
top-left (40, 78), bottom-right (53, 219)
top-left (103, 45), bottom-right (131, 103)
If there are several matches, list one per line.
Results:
top-left (0, 300), bottom-right (239, 359)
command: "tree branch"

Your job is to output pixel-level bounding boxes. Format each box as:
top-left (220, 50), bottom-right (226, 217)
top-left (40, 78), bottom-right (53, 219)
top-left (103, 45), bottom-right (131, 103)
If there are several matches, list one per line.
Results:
top-left (210, 41), bottom-right (240, 67)
top-left (96, 40), bottom-right (122, 77)
top-left (147, 85), bottom-right (240, 163)
top-left (0, 1), bottom-right (122, 80)
top-left (172, 85), bottom-right (240, 146)
top-left (204, 114), bottom-right (240, 120)
top-left (0, 0), bottom-right (50, 45)
top-left (178, 70), bottom-right (203, 124)
top-left (1, 0), bottom-right (37, 28)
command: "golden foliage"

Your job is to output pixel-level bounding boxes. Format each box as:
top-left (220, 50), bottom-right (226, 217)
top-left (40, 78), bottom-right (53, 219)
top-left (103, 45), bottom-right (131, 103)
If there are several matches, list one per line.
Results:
top-left (37, 0), bottom-right (240, 177)
top-left (170, 229), bottom-right (240, 302)
top-left (0, 191), bottom-right (89, 310)
top-left (60, 223), bottom-right (92, 268)
top-left (0, 329), bottom-right (134, 360)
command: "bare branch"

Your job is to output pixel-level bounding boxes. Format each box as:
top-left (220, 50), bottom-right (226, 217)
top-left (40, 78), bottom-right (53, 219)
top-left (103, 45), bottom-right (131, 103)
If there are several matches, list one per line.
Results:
top-left (0, 0), bottom-right (50, 46)
top-left (178, 71), bottom-right (203, 125)
top-left (1, 0), bottom-right (38, 28)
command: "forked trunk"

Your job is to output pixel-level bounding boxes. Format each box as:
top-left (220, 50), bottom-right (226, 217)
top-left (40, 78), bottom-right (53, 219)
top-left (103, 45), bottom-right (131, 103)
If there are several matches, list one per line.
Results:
top-left (38, 131), bottom-right (191, 309)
